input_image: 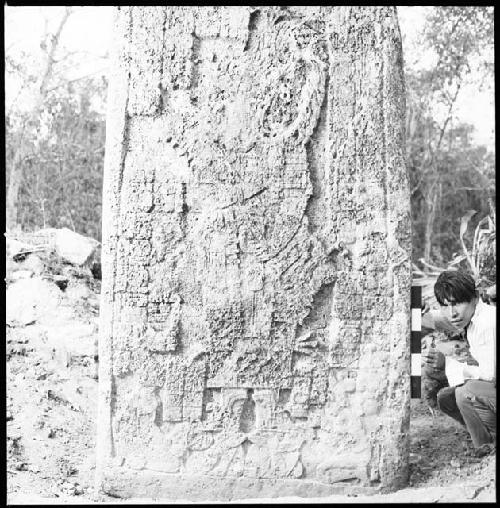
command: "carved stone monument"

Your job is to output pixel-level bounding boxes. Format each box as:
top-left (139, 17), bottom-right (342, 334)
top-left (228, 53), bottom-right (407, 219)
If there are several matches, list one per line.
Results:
top-left (97, 6), bottom-right (411, 500)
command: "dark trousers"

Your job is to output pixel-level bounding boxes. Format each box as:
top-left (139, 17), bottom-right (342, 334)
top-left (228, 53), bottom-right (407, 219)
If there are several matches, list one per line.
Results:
top-left (437, 380), bottom-right (496, 448)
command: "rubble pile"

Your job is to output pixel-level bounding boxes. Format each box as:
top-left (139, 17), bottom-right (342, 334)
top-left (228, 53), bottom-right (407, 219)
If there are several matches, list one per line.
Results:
top-left (6, 228), bottom-right (100, 369)
top-left (6, 228), bottom-right (102, 502)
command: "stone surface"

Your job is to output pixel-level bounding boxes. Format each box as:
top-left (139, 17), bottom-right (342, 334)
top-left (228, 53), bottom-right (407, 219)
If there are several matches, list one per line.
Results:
top-left (45, 323), bottom-right (98, 360)
top-left (54, 228), bottom-right (99, 266)
top-left (6, 278), bottom-right (63, 327)
top-left (10, 270), bottom-right (34, 281)
top-left (97, 5), bottom-right (411, 500)
top-left (20, 254), bottom-right (46, 276)
top-left (5, 237), bottom-right (34, 258)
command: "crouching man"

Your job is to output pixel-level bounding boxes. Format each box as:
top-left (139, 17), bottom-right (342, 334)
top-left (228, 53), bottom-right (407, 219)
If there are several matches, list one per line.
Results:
top-left (423, 270), bottom-right (496, 457)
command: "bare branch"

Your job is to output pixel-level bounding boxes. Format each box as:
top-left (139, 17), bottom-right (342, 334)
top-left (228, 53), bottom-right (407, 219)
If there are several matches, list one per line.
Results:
top-left (44, 68), bottom-right (108, 94)
top-left (38, 7), bottom-right (73, 98)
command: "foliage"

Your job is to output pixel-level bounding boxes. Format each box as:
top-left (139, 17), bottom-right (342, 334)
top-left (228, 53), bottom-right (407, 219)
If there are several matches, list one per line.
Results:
top-left (413, 203), bottom-right (496, 310)
top-left (423, 6), bottom-right (493, 93)
top-left (454, 200), bottom-right (496, 286)
top-left (5, 7), bottom-right (108, 240)
top-left (404, 6), bottom-right (495, 266)
top-left (6, 80), bottom-right (107, 240)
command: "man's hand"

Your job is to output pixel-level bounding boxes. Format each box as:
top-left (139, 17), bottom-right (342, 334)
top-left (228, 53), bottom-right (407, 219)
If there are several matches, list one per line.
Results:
top-left (421, 300), bottom-right (431, 315)
top-left (422, 349), bottom-right (446, 371)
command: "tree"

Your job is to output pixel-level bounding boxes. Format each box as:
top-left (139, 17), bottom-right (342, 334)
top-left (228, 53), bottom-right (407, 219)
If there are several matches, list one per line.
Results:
top-left (5, 6), bottom-right (109, 239)
top-left (403, 6), bottom-right (494, 265)
top-left (15, 76), bottom-right (107, 239)
top-left (97, 6), bottom-right (410, 499)
top-left (6, 7), bottom-right (73, 231)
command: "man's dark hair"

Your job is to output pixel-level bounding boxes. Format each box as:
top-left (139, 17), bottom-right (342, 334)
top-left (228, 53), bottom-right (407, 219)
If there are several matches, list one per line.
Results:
top-left (434, 270), bottom-right (477, 305)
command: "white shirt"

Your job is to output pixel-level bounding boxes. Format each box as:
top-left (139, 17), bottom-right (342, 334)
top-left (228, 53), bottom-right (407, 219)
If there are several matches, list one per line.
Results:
top-left (445, 299), bottom-right (496, 387)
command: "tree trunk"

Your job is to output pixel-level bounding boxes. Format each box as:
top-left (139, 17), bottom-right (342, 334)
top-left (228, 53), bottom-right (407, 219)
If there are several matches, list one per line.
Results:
top-left (423, 182), bottom-right (438, 263)
top-left (6, 141), bottom-right (26, 233)
top-left (423, 176), bottom-right (444, 264)
top-left (97, 6), bottom-right (411, 500)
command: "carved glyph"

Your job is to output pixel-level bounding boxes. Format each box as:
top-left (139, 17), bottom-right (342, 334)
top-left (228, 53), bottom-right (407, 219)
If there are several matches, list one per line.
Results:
top-left (98, 5), bottom-right (411, 499)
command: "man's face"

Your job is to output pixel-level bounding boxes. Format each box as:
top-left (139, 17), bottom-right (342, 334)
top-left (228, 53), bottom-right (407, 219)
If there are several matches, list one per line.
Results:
top-left (440, 298), bottom-right (477, 329)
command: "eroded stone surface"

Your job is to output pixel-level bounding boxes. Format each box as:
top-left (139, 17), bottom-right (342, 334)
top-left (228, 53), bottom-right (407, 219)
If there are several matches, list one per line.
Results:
top-left (97, 5), bottom-right (411, 500)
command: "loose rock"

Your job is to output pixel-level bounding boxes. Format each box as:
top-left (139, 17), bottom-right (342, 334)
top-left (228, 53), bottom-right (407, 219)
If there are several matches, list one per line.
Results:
top-left (54, 228), bottom-right (99, 266)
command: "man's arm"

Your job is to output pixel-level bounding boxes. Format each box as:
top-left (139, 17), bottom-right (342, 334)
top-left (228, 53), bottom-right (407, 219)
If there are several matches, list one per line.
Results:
top-left (421, 308), bottom-right (461, 336)
top-left (444, 357), bottom-right (465, 387)
top-left (471, 328), bottom-right (496, 382)
top-left (444, 324), bottom-right (495, 385)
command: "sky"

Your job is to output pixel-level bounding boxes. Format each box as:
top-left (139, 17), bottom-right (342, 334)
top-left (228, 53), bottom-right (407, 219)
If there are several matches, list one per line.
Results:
top-left (4, 5), bottom-right (495, 151)
top-left (398, 6), bottom-right (494, 151)
top-left (4, 6), bottom-right (113, 61)
top-left (4, 6), bottom-right (114, 114)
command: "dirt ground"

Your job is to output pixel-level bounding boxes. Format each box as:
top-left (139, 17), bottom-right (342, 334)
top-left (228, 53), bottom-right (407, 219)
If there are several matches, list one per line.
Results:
top-left (5, 253), bottom-right (496, 504)
top-left (7, 333), bottom-right (495, 504)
